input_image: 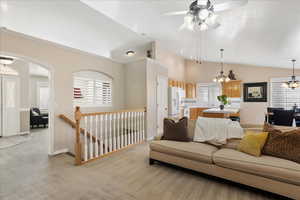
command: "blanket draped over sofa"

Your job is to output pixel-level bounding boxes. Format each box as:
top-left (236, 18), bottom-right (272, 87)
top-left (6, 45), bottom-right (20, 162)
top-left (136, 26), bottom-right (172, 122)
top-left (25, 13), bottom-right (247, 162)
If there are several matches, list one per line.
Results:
top-left (193, 117), bottom-right (244, 145)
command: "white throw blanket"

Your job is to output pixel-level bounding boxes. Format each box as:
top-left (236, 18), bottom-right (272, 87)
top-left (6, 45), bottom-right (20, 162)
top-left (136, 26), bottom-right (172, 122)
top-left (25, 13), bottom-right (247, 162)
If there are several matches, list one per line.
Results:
top-left (193, 117), bottom-right (244, 146)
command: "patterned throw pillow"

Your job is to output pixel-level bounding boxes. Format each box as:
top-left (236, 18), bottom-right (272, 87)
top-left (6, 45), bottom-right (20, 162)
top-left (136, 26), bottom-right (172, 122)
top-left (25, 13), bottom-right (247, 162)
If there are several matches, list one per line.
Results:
top-left (263, 123), bottom-right (300, 164)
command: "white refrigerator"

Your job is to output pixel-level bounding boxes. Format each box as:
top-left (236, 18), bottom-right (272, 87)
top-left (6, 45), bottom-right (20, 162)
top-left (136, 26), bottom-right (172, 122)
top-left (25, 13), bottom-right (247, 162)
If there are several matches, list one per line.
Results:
top-left (168, 87), bottom-right (184, 118)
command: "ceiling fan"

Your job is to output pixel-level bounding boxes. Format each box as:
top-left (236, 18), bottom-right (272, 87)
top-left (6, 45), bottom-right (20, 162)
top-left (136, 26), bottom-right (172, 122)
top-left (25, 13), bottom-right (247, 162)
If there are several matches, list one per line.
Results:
top-left (164, 0), bottom-right (248, 31)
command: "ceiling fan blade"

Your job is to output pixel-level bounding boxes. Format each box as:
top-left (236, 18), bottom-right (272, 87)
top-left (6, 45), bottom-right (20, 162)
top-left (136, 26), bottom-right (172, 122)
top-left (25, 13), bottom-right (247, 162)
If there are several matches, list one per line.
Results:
top-left (163, 10), bottom-right (188, 16)
top-left (213, 0), bottom-right (248, 12)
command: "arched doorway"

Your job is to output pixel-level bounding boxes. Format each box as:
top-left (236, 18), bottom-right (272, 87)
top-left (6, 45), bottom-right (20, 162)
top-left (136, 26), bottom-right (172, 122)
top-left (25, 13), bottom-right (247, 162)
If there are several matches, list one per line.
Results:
top-left (0, 53), bottom-right (55, 155)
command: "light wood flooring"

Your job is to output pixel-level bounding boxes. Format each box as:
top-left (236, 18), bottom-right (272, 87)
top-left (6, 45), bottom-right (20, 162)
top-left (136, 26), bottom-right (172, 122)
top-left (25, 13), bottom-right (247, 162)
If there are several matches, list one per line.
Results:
top-left (0, 129), bottom-right (288, 200)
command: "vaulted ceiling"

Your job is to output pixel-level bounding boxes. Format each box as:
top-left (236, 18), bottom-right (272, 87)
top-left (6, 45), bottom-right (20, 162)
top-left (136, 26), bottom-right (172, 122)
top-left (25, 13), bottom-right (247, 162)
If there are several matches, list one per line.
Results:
top-left (1, 0), bottom-right (300, 68)
top-left (82, 0), bottom-right (300, 68)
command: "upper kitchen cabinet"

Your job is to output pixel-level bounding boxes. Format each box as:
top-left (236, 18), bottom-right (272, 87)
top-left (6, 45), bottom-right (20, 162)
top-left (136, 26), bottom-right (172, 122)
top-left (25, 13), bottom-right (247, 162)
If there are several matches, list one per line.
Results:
top-left (185, 83), bottom-right (196, 99)
top-left (222, 80), bottom-right (242, 98)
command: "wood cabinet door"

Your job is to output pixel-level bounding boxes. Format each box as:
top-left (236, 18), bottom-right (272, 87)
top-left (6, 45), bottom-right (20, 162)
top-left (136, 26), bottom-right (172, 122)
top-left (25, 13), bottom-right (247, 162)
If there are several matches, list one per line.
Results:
top-left (223, 81), bottom-right (241, 98)
top-left (186, 83), bottom-right (196, 98)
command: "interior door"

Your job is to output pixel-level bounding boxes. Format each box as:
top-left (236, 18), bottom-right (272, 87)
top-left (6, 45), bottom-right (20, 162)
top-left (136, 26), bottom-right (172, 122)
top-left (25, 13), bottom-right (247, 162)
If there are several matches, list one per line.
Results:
top-left (2, 76), bottom-right (20, 137)
top-left (157, 75), bottom-right (168, 135)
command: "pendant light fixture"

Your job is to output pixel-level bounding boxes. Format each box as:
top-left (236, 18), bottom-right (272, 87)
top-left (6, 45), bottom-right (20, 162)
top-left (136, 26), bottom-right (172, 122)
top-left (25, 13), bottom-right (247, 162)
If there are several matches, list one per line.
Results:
top-left (213, 49), bottom-right (230, 83)
top-left (282, 59), bottom-right (300, 90)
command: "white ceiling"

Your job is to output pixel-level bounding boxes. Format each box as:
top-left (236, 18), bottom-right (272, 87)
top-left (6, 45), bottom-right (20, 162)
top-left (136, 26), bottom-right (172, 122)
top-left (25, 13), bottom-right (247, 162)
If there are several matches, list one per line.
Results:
top-left (0, 0), bottom-right (150, 60)
top-left (81, 0), bottom-right (300, 68)
top-left (1, 0), bottom-right (300, 68)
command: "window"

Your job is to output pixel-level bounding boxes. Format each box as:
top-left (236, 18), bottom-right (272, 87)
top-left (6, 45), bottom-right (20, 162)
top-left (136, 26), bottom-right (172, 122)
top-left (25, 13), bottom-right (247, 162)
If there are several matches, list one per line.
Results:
top-left (270, 77), bottom-right (300, 109)
top-left (37, 82), bottom-right (49, 111)
top-left (196, 83), bottom-right (221, 107)
top-left (73, 71), bottom-right (112, 107)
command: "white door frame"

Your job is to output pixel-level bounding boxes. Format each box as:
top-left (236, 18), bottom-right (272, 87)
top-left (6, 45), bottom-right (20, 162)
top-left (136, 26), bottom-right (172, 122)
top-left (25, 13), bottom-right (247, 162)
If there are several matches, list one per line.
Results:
top-left (156, 75), bottom-right (168, 135)
top-left (1, 52), bottom-right (55, 155)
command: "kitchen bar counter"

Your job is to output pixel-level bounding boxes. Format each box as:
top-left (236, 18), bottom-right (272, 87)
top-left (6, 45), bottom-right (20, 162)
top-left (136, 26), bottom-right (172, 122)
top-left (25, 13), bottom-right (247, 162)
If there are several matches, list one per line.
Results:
top-left (203, 108), bottom-right (240, 118)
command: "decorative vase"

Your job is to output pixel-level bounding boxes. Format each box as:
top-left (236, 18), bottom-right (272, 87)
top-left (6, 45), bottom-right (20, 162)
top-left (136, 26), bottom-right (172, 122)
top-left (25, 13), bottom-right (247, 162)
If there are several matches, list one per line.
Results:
top-left (220, 105), bottom-right (224, 110)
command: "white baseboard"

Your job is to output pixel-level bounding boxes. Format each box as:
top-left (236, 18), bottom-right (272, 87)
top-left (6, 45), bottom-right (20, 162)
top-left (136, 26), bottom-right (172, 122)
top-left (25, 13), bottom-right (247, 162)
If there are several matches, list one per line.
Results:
top-left (50, 148), bottom-right (68, 156)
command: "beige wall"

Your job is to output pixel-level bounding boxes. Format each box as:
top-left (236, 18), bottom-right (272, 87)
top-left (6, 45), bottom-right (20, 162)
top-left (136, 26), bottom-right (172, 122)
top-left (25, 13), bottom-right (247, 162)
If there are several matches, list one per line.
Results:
top-left (30, 75), bottom-right (49, 108)
top-left (124, 59), bottom-right (147, 109)
top-left (154, 42), bottom-right (185, 81)
top-left (185, 60), bottom-right (300, 125)
top-left (0, 28), bottom-right (125, 152)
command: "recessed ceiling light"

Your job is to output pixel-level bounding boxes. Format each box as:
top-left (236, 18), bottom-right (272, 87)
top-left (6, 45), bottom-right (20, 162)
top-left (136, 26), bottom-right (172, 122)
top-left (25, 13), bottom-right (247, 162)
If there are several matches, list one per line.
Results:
top-left (0, 56), bottom-right (15, 65)
top-left (126, 50), bottom-right (135, 57)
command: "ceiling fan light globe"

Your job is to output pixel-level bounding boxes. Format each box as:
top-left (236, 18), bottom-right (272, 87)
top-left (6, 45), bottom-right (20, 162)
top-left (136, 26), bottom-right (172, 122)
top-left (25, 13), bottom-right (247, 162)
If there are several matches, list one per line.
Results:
top-left (198, 23), bottom-right (208, 31)
top-left (198, 9), bottom-right (210, 20)
top-left (206, 13), bottom-right (218, 26)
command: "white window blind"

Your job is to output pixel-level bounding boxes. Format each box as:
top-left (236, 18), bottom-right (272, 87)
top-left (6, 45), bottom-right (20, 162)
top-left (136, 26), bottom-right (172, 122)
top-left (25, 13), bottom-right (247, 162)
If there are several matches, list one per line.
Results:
top-left (73, 76), bottom-right (112, 107)
top-left (270, 77), bottom-right (300, 109)
top-left (196, 83), bottom-right (221, 107)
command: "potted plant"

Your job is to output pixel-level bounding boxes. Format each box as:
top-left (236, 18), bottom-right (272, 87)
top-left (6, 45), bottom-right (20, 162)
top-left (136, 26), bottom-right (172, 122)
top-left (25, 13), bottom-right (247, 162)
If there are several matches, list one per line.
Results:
top-left (217, 95), bottom-right (228, 110)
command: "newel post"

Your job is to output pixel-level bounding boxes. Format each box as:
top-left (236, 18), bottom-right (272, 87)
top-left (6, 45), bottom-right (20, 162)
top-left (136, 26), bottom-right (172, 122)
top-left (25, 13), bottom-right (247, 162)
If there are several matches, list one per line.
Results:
top-left (75, 106), bottom-right (82, 165)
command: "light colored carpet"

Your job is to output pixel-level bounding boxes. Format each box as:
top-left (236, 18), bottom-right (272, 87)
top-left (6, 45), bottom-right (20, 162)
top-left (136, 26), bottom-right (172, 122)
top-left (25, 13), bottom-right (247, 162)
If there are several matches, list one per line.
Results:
top-left (0, 134), bottom-right (31, 149)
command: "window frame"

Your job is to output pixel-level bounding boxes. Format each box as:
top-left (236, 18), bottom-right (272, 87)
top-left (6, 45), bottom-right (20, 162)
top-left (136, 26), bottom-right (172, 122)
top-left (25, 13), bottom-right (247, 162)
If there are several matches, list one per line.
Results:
top-left (270, 76), bottom-right (300, 109)
top-left (73, 72), bottom-right (113, 108)
top-left (196, 83), bottom-right (221, 107)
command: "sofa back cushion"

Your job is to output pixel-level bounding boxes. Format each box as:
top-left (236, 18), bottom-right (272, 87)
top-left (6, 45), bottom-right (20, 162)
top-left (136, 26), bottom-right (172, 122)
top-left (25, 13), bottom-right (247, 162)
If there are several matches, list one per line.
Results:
top-left (163, 117), bottom-right (190, 142)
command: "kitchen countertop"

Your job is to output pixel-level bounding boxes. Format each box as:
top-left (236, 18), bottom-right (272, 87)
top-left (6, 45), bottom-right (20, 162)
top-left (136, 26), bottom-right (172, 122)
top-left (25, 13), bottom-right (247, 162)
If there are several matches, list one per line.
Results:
top-left (203, 108), bottom-right (240, 114)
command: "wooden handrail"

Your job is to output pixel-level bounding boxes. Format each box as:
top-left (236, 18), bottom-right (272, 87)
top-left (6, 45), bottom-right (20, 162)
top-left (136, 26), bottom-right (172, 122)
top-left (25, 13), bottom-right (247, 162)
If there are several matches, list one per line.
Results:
top-left (58, 114), bottom-right (99, 144)
top-left (80, 108), bottom-right (146, 117)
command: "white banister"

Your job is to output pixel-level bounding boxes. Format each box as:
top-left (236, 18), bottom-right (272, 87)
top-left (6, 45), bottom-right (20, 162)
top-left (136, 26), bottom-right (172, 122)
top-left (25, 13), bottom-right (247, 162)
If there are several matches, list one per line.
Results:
top-left (75, 108), bottom-right (146, 165)
top-left (95, 115), bottom-right (99, 157)
top-left (84, 117), bottom-right (88, 162)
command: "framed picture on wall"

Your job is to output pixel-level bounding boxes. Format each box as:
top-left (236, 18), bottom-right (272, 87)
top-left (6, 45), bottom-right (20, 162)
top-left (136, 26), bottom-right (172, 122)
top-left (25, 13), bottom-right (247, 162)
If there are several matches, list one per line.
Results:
top-left (243, 82), bottom-right (267, 102)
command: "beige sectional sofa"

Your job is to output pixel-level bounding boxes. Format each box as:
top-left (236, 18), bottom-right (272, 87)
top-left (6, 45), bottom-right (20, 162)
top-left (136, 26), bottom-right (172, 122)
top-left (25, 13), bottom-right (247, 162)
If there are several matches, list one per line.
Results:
top-left (149, 127), bottom-right (300, 199)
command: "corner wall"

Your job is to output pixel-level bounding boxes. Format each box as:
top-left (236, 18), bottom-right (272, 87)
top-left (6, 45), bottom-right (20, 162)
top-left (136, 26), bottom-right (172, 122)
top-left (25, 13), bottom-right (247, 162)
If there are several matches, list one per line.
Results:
top-left (0, 28), bottom-right (126, 153)
top-left (154, 42), bottom-right (185, 81)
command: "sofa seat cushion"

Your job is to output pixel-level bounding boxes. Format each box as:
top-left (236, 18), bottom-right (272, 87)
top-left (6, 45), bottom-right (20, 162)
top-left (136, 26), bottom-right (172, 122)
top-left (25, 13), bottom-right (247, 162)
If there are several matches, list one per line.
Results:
top-left (150, 140), bottom-right (218, 164)
top-left (213, 149), bottom-right (300, 186)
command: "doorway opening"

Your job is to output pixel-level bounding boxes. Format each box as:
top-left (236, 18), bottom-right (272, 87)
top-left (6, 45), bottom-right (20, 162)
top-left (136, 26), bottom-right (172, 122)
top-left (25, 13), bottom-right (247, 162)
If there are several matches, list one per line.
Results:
top-left (0, 55), bottom-right (53, 155)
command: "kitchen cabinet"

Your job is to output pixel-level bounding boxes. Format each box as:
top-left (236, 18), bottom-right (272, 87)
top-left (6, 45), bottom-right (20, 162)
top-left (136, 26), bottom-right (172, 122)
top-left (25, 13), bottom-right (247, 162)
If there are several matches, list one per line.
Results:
top-left (186, 83), bottom-right (197, 98)
top-left (222, 80), bottom-right (242, 98)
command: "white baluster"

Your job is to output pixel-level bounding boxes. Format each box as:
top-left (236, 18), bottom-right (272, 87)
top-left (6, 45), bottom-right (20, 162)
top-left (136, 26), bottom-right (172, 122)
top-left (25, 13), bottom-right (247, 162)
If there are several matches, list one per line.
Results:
top-left (131, 112), bottom-right (134, 144)
top-left (109, 114), bottom-right (112, 152)
top-left (95, 115), bottom-right (99, 158)
top-left (137, 112), bottom-right (141, 143)
top-left (125, 112), bottom-right (128, 146)
top-left (117, 113), bottom-right (120, 150)
top-left (100, 115), bottom-right (103, 156)
top-left (128, 112), bottom-right (132, 145)
top-left (113, 113), bottom-right (116, 151)
top-left (104, 114), bottom-right (108, 154)
top-left (121, 112), bottom-right (124, 148)
top-left (134, 112), bottom-right (137, 144)
top-left (84, 117), bottom-right (88, 161)
top-left (89, 116), bottom-right (94, 159)
top-left (142, 112), bottom-right (145, 141)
